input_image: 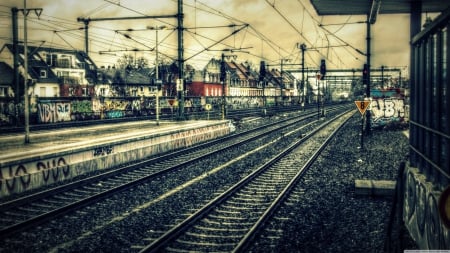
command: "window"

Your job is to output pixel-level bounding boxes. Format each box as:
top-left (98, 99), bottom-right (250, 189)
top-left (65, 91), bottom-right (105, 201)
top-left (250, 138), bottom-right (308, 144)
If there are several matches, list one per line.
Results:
top-left (100, 88), bottom-right (106, 96)
top-left (40, 87), bottom-right (46, 97)
top-left (0, 87), bottom-right (7, 97)
top-left (82, 88), bottom-right (88, 96)
top-left (40, 69), bottom-right (47, 78)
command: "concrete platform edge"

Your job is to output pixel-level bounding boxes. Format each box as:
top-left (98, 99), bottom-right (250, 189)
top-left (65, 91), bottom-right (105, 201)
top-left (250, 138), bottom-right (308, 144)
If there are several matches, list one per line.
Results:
top-left (0, 120), bottom-right (231, 198)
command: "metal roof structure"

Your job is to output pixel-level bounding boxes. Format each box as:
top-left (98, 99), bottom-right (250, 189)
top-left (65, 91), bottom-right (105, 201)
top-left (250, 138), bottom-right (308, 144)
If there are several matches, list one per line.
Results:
top-left (309, 0), bottom-right (449, 16)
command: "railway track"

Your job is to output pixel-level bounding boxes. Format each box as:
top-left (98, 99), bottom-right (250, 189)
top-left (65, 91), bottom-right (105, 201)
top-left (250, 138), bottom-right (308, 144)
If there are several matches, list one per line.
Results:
top-left (0, 105), bottom-right (348, 240)
top-left (137, 110), bottom-right (354, 252)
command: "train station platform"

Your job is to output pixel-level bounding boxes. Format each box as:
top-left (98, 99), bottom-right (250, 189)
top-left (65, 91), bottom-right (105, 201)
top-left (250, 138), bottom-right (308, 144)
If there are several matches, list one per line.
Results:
top-left (0, 120), bottom-right (232, 198)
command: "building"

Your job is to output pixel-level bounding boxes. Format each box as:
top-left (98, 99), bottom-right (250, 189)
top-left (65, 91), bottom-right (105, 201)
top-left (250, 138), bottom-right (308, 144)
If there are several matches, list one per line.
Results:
top-left (0, 44), bottom-right (98, 98)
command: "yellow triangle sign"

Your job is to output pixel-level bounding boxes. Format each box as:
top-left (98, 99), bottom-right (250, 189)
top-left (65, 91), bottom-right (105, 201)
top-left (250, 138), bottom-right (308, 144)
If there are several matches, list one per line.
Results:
top-left (355, 100), bottom-right (371, 115)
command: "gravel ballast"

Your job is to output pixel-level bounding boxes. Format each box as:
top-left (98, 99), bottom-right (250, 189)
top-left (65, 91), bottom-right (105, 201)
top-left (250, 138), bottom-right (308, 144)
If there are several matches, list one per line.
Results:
top-left (250, 113), bottom-right (417, 252)
top-left (0, 110), bottom-right (419, 252)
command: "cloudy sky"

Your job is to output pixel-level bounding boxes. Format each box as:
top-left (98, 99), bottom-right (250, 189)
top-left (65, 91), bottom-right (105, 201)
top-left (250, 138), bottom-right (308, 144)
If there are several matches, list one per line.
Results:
top-left (0, 0), bottom-right (437, 74)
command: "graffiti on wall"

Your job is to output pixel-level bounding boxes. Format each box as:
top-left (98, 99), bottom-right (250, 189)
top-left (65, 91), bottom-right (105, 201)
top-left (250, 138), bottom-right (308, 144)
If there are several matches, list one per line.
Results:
top-left (0, 100), bottom-right (23, 126)
top-left (71, 100), bottom-right (93, 114)
top-left (404, 167), bottom-right (450, 249)
top-left (93, 145), bottom-right (114, 156)
top-left (370, 88), bottom-right (408, 128)
top-left (0, 157), bottom-right (70, 194)
top-left (169, 124), bottom-right (228, 150)
top-left (37, 102), bottom-right (71, 123)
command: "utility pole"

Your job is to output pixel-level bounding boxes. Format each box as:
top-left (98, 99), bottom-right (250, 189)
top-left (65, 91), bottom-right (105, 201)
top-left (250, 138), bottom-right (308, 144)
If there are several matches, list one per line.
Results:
top-left (18, 1), bottom-right (43, 144)
top-left (77, 14), bottom-right (177, 57)
top-left (22, 0), bottom-right (29, 143)
top-left (219, 52), bottom-right (237, 120)
top-left (299, 43), bottom-right (306, 110)
top-left (76, 8), bottom-right (181, 119)
top-left (82, 19), bottom-right (89, 56)
top-left (259, 61), bottom-right (266, 114)
top-left (366, 15), bottom-right (372, 134)
top-left (177, 0), bottom-right (185, 120)
top-left (11, 8), bottom-right (19, 126)
top-left (220, 53), bottom-right (226, 120)
top-left (148, 25), bottom-right (166, 125)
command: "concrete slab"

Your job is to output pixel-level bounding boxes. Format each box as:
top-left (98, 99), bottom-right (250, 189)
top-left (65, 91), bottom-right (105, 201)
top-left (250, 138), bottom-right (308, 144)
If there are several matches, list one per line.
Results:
top-left (354, 179), bottom-right (396, 196)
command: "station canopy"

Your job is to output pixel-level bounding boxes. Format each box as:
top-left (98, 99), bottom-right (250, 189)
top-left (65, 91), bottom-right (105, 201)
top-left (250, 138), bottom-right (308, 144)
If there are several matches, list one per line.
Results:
top-left (309, 0), bottom-right (448, 15)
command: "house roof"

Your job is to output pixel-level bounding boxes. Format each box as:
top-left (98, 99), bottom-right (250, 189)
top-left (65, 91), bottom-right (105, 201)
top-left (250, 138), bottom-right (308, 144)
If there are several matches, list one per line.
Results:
top-left (226, 61), bottom-right (247, 80)
top-left (98, 67), bottom-right (151, 85)
top-left (309, 0), bottom-right (448, 16)
top-left (2, 43), bottom-right (95, 82)
top-left (0, 62), bottom-right (15, 85)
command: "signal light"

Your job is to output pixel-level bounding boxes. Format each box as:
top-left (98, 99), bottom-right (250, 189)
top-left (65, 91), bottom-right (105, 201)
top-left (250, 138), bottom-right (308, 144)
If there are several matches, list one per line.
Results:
top-left (320, 59), bottom-right (326, 77)
top-left (362, 64), bottom-right (369, 84)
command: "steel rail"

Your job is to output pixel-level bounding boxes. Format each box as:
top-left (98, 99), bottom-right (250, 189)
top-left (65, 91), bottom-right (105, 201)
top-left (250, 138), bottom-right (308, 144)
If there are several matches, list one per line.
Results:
top-left (139, 109), bottom-right (354, 252)
top-left (0, 105), bottom-right (347, 239)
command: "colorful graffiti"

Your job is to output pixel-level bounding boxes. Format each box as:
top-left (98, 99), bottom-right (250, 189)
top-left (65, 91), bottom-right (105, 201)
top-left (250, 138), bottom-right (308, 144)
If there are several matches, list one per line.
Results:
top-left (370, 88), bottom-right (408, 128)
top-left (37, 102), bottom-right (71, 123)
top-left (71, 100), bottom-right (93, 113)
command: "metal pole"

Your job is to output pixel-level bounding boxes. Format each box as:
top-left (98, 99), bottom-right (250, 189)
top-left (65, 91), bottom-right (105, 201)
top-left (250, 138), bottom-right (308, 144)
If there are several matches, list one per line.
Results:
top-left (83, 20), bottom-right (89, 56)
top-left (155, 28), bottom-right (160, 125)
top-left (301, 44), bottom-right (306, 111)
top-left (365, 15), bottom-right (371, 135)
top-left (177, 0), bottom-right (184, 120)
top-left (221, 53), bottom-right (225, 120)
top-left (12, 7), bottom-right (20, 126)
top-left (322, 77), bottom-right (325, 116)
top-left (317, 77), bottom-right (320, 119)
top-left (281, 59), bottom-right (283, 106)
top-left (23, 0), bottom-right (30, 144)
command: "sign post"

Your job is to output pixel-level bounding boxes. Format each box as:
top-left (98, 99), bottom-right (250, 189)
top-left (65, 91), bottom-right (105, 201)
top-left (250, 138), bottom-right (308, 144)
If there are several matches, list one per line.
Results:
top-left (204, 103), bottom-right (212, 120)
top-left (355, 100), bottom-right (371, 149)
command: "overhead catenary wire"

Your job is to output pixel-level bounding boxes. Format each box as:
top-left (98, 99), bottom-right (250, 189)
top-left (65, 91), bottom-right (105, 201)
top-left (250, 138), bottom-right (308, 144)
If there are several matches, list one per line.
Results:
top-left (0, 1), bottom-right (368, 71)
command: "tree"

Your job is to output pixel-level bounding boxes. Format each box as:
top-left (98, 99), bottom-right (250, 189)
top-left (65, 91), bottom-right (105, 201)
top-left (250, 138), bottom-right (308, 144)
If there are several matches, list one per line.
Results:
top-left (116, 54), bottom-right (149, 70)
top-left (135, 56), bottom-right (148, 69)
top-left (116, 54), bottom-right (134, 70)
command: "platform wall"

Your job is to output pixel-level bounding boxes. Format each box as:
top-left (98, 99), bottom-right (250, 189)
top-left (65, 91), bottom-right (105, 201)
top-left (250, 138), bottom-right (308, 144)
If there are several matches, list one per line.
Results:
top-left (403, 165), bottom-right (450, 249)
top-left (0, 121), bottom-right (231, 198)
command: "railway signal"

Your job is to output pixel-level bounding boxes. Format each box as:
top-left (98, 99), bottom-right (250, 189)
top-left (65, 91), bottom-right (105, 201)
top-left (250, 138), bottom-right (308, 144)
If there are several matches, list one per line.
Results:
top-left (355, 100), bottom-right (371, 149)
top-left (320, 59), bottom-right (326, 77)
top-left (362, 64), bottom-right (369, 84)
top-left (354, 100), bottom-right (371, 115)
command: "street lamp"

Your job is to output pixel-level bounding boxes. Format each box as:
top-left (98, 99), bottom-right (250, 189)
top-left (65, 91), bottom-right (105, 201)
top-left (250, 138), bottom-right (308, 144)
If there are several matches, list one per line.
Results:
top-left (147, 25), bottom-right (166, 125)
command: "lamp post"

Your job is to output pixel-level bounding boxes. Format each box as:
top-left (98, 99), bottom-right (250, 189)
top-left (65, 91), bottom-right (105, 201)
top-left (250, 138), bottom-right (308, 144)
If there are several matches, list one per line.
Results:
top-left (148, 25), bottom-right (166, 125)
